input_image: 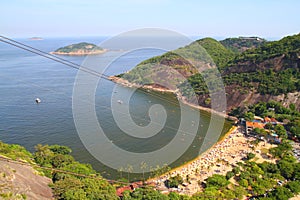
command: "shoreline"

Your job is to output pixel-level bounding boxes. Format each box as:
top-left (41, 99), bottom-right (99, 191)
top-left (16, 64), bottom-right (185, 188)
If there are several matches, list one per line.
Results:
top-left (50, 49), bottom-right (107, 56)
top-left (147, 126), bottom-right (276, 196)
top-left (146, 125), bottom-right (237, 183)
top-left (109, 76), bottom-right (237, 121)
top-left (147, 124), bottom-right (275, 196)
top-left (109, 76), bottom-right (244, 190)
top-left (167, 125), bottom-right (237, 175)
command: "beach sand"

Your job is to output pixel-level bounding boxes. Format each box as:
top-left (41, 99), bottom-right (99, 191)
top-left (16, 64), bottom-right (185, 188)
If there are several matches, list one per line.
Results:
top-left (147, 125), bottom-right (276, 195)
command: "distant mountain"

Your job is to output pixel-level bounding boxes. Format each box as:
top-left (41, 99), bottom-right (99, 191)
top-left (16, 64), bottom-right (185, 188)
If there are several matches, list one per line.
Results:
top-left (28, 37), bottom-right (43, 40)
top-left (220, 37), bottom-right (267, 53)
top-left (52, 42), bottom-right (106, 55)
top-left (115, 33), bottom-right (300, 112)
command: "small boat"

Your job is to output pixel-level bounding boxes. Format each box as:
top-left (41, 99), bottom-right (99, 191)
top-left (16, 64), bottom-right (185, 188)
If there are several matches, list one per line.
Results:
top-left (35, 98), bottom-right (41, 104)
top-left (117, 100), bottom-right (123, 104)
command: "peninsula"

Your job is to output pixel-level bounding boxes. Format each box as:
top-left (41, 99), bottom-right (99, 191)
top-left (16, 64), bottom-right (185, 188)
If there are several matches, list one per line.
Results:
top-left (112, 33), bottom-right (300, 114)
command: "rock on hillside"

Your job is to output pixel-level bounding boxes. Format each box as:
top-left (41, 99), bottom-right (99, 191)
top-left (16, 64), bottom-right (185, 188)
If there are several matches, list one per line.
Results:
top-left (0, 157), bottom-right (53, 200)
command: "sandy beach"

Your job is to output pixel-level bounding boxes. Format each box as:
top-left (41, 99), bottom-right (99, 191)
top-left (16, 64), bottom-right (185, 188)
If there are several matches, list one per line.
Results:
top-left (147, 125), bottom-right (276, 195)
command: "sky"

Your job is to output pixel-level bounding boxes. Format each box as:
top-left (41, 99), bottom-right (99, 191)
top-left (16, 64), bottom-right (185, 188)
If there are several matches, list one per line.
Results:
top-left (1, 0), bottom-right (300, 39)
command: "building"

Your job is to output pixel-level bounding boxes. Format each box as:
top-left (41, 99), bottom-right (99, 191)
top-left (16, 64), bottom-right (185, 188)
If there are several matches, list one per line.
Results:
top-left (116, 183), bottom-right (141, 198)
top-left (264, 117), bottom-right (271, 123)
top-left (253, 116), bottom-right (264, 123)
top-left (246, 121), bottom-right (265, 134)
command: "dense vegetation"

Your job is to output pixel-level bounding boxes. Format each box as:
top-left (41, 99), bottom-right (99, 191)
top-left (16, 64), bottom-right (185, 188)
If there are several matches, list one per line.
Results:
top-left (179, 68), bottom-right (223, 98)
top-left (195, 38), bottom-right (235, 68)
top-left (33, 144), bottom-right (118, 200)
top-left (54, 42), bottom-right (103, 53)
top-left (231, 100), bottom-right (300, 140)
top-left (138, 38), bottom-right (235, 68)
top-left (0, 142), bottom-right (118, 200)
top-left (220, 37), bottom-right (266, 53)
top-left (187, 102), bottom-right (300, 199)
top-left (0, 141), bottom-right (32, 163)
top-left (229, 33), bottom-right (300, 64)
top-left (223, 68), bottom-right (300, 95)
top-left (180, 33), bottom-right (300, 99)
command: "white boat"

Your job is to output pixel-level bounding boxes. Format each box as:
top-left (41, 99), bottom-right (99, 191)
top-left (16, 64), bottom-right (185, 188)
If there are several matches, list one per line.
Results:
top-left (35, 98), bottom-right (41, 104)
top-left (117, 100), bottom-right (123, 104)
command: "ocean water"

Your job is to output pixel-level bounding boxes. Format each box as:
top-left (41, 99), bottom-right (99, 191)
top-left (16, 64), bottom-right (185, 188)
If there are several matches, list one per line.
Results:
top-left (0, 37), bottom-right (230, 180)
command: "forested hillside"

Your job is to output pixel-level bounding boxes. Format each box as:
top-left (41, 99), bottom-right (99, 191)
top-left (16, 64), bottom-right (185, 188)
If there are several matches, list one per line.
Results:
top-left (220, 37), bottom-right (266, 53)
top-left (118, 33), bottom-right (300, 112)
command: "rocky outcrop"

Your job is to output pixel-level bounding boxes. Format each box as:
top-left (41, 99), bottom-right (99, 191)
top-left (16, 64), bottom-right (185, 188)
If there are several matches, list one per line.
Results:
top-left (0, 157), bottom-right (53, 200)
top-left (224, 87), bottom-right (300, 111)
top-left (224, 51), bottom-right (300, 75)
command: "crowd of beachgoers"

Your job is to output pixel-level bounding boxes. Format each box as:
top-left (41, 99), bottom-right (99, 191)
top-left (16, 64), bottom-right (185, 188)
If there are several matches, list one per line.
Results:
top-left (148, 125), bottom-right (275, 195)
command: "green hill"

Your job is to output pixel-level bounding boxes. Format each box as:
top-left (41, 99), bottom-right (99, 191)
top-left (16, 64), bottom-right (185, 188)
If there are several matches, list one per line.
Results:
top-left (136, 37), bottom-right (235, 68)
top-left (52, 42), bottom-right (105, 55)
top-left (119, 38), bottom-right (234, 89)
top-left (182, 33), bottom-right (300, 110)
top-left (227, 33), bottom-right (300, 65)
top-left (117, 33), bottom-right (300, 112)
top-left (196, 38), bottom-right (235, 68)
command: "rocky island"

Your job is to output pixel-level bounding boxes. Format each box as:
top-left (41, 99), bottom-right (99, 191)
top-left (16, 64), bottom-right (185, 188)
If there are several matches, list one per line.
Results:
top-left (51, 42), bottom-right (107, 55)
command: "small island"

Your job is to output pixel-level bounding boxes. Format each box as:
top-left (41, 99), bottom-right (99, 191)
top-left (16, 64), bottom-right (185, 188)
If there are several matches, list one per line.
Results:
top-left (28, 37), bottom-right (43, 40)
top-left (51, 42), bottom-right (107, 55)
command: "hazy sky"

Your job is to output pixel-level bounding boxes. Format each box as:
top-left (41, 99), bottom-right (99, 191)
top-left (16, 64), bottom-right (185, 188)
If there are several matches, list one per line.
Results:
top-left (1, 0), bottom-right (299, 39)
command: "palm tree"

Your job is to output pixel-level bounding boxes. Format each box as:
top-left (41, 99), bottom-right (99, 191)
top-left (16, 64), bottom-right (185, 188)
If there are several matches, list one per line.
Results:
top-left (154, 165), bottom-right (161, 186)
top-left (149, 166), bottom-right (154, 178)
top-left (155, 165), bottom-right (161, 177)
top-left (162, 164), bottom-right (171, 176)
top-left (140, 161), bottom-right (147, 183)
top-left (127, 164), bottom-right (133, 181)
top-left (118, 167), bottom-right (124, 179)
